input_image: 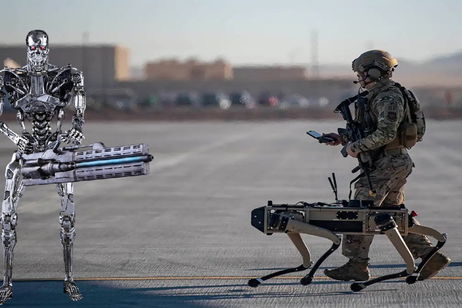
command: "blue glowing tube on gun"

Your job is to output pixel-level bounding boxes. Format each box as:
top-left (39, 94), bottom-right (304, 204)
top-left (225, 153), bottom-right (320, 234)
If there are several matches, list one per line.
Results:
top-left (21, 143), bottom-right (154, 186)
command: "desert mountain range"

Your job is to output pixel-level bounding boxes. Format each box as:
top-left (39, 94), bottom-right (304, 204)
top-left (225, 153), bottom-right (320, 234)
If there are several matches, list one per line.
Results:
top-left (320, 51), bottom-right (462, 88)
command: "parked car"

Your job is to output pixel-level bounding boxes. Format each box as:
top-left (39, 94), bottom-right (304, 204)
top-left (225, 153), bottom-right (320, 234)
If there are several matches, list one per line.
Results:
top-left (279, 94), bottom-right (310, 109)
top-left (138, 95), bottom-right (160, 109)
top-left (201, 92), bottom-right (231, 109)
top-left (92, 88), bottom-right (137, 111)
top-left (157, 92), bottom-right (177, 108)
top-left (229, 91), bottom-right (255, 108)
top-left (257, 92), bottom-right (279, 107)
top-left (175, 92), bottom-right (200, 107)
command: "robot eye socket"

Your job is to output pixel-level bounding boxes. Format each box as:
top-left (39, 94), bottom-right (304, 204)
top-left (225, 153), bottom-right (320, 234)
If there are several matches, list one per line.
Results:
top-left (39, 46), bottom-right (46, 50)
top-left (30, 46), bottom-right (37, 51)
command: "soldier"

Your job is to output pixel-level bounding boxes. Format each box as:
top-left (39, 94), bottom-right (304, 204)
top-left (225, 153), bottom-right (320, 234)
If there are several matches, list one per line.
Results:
top-left (323, 50), bottom-right (451, 281)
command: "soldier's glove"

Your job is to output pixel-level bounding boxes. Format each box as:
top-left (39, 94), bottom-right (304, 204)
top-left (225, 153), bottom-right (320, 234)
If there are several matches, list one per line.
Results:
top-left (337, 128), bottom-right (349, 145)
top-left (63, 128), bottom-right (84, 145)
top-left (323, 133), bottom-right (342, 146)
top-left (17, 137), bottom-right (33, 154)
top-left (346, 142), bottom-right (359, 158)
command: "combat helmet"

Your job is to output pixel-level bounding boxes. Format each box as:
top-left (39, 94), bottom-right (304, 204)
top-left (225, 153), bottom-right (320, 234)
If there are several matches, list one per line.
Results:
top-left (352, 50), bottom-right (398, 80)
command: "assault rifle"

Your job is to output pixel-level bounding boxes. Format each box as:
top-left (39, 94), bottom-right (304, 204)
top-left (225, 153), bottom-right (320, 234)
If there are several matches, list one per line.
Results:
top-left (334, 91), bottom-right (376, 197)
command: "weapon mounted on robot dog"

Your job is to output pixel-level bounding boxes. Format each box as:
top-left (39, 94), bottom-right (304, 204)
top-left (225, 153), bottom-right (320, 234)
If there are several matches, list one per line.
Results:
top-left (249, 199), bottom-right (447, 291)
top-left (20, 141), bottom-right (153, 186)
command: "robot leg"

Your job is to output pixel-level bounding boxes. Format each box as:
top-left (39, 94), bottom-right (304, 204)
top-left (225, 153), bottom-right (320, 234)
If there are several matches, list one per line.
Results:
top-left (57, 182), bottom-right (83, 301)
top-left (0, 154), bottom-right (24, 304)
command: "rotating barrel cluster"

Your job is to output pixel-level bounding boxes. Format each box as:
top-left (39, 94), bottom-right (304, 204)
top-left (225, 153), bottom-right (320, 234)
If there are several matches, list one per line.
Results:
top-left (21, 143), bottom-right (153, 186)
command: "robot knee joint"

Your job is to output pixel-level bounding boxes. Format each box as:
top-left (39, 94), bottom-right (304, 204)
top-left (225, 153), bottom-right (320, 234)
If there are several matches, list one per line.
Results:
top-left (2, 232), bottom-right (16, 247)
top-left (59, 214), bottom-right (75, 228)
top-left (60, 227), bottom-right (76, 244)
top-left (1, 213), bottom-right (18, 229)
top-left (60, 214), bottom-right (76, 244)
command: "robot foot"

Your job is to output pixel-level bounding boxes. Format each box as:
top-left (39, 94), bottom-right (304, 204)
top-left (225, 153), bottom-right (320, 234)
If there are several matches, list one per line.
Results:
top-left (64, 281), bottom-right (83, 302)
top-left (0, 285), bottom-right (13, 305)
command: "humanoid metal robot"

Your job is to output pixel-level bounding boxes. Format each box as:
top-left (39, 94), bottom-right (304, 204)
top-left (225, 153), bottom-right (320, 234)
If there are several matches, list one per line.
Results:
top-left (0, 30), bottom-right (86, 303)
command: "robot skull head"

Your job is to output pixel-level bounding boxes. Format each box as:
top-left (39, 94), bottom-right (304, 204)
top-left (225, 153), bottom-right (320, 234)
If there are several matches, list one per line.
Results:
top-left (26, 30), bottom-right (49, 72)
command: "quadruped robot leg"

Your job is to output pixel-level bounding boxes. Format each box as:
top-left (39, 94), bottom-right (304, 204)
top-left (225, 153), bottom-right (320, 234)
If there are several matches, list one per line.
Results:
top-left (247, 231), bottom-right (314, 288)
top-left (248, 205), bottom-right (341, 288)
top-left (351, 214), bottom-right (447, 291)
top-left (249, 201), bottom-right (447, 291)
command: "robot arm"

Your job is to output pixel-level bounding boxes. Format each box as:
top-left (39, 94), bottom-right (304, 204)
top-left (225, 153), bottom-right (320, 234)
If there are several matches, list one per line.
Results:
top-left (72, 70), bottom-right (86, 131)
top-left (65, 70), bottom-right (86, 144)
top-left (0, 122), bottom-right (29, 151)
top-left (0, 71), bottom-right (28, 151)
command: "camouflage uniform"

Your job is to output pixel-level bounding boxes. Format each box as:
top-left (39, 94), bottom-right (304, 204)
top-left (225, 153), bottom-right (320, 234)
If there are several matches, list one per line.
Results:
top-left (345, 79), bottom-right (433, 261)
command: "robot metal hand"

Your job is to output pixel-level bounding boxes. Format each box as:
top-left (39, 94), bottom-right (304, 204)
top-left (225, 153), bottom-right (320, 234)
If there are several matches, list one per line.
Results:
top-left (62, 128), bottom-right (84, 145)
top-left (17, 136), bottom-right (33, 154)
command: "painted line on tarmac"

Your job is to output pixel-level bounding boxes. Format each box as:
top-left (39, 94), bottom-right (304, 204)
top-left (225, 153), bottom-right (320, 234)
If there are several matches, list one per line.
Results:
top-left (14, 276), bottom-right (462, 282)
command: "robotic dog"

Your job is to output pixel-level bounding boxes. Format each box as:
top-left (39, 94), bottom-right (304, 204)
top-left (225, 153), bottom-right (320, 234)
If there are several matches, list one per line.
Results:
top-left (248, 176), bottom-right (446, 292)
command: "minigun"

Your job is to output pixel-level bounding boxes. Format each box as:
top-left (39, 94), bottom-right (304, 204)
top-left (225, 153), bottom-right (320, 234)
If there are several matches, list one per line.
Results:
top-left (334, 92), bottom-right (376, 196)
top-left (248, 199), bottom-right (446, 292)
top-left (20, 141), bottom-right (153, 186)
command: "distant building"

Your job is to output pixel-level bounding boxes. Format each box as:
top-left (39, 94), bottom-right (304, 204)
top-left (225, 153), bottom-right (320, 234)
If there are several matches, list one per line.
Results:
top-left (144, 58), bottom-right (233, 81)
top-left (234, 65), bottom-right (308, 81)
top-left (0, 45), bottom-right (130, 90)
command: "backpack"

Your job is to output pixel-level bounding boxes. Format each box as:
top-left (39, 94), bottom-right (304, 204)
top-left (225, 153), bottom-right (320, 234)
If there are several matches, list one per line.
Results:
top-left (394, 83), bottom-right (426, 148)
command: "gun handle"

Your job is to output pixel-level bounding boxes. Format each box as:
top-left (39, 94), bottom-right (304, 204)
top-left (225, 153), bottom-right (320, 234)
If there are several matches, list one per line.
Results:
top-left (337, 128), bottom-right (347, 136)
top-left (340, 145), bottom-right (348, 157)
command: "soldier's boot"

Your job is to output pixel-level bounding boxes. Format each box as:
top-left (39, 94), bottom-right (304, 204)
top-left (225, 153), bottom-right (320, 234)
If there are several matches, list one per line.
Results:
top-left (418, 252), bottom-right (451, 281)
top-left (324, 259), bottom-right (370, 281)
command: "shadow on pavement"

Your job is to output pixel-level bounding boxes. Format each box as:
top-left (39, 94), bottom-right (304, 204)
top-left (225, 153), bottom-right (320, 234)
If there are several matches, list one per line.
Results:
top-left (9, 281), bottom-right (207, 308)
top-left (6, 279), bottom-right (400, 307)
top-left (8, 268), bottom-right (460, 308)
top-left (248, 261), bottom-right (462, 271)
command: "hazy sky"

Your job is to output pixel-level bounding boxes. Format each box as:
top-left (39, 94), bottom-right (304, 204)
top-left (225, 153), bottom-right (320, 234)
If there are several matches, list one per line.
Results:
top-left (1, 0), bottom-right (461, 67)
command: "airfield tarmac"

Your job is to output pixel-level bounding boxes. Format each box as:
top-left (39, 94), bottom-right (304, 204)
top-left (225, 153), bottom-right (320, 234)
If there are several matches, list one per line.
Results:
top-left (0, 120), bottom-right (460, 307)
